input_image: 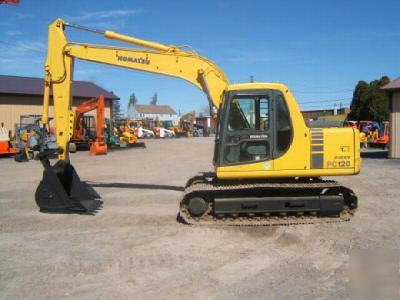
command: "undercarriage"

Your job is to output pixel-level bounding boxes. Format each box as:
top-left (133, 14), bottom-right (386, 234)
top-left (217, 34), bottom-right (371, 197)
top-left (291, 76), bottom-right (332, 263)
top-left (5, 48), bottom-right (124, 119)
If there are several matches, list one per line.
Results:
top-left (179, 173), bottom-right (357, 226)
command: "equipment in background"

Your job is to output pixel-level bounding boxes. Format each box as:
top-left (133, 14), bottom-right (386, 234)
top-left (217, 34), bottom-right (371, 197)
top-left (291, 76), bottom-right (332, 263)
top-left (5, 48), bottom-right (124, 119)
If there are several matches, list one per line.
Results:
top-left (113, 118), bottom-right (139, 145)
top-left (155, 126), bottom-right (175, 138)
top-left (0, 130), bottom-right (17, 157)
top-left (127, 119), bottom-right (155, 138)
top-left (104, 118), bottom-right (120, 147)
top-left (104, 118), bottom-right (145, 150)
top-left (14, 115), bottom-right (57, 162)
top-left (370, 121), bottom-right (389, 148)
top-left (0, 140), bottom-right (16, 156)
top-left (347, 120), bottom-right (390, 149)
top-left (159, 120), bottom-right (174, 130)
top-left (148, 118), bottom-right (175, 138)
top-left (169, 111), bottom-right (196, 137)
top-left (192, 124), bottom-right (205, 137)
top-left (70, 95), bottom-right (107, 155)
top-left (35, 19), bottom-right (359, 226)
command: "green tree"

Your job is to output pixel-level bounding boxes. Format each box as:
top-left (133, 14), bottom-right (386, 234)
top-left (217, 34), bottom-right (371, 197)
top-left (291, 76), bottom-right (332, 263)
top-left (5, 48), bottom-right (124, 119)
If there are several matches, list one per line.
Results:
top-left (150, 92), bottom-right (158, 105)
top-left (111, 99), bottom-right (122, 122)
top-left (126, 92), bottom-right (138, 119)
top-left (127, 92), bottom-right (138, 107)
top-left (348, 76), bottom-right (390, 121)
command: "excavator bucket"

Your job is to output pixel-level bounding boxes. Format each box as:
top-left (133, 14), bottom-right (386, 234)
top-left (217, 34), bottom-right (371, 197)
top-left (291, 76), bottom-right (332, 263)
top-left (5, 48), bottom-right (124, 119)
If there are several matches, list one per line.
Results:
top-left (35, 155), bottom-right (102, 213)
top-left (89, 141), bottom-right (107, 156)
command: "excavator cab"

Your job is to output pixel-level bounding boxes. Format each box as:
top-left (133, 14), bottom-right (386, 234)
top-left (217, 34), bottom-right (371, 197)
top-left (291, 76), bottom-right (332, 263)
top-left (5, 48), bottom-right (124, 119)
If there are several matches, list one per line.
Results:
top-left (215, 89), bottom-right (291, 166)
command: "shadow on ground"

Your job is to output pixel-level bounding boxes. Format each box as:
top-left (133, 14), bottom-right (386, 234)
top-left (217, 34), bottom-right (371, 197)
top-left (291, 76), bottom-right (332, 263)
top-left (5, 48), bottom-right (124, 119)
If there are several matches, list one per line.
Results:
top-left (361, 149), bottom-right (388, 159)
top-left (87, 181), bottom-right (184, 192)
top-left (108, 142), bottom-right (146, 152)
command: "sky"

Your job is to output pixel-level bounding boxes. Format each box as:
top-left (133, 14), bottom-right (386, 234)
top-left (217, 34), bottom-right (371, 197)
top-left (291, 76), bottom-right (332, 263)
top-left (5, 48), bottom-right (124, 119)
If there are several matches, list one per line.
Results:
top-left (0, 0), bottom-right (399, 115)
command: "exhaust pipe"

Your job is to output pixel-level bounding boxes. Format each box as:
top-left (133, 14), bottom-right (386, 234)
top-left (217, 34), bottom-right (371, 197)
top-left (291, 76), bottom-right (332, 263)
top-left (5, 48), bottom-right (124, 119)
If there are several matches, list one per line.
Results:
top-left (35, 151), bottom-right (102, 213)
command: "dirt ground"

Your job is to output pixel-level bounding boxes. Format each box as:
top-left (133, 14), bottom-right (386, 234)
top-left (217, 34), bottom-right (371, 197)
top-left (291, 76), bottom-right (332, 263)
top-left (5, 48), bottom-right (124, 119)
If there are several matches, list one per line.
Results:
top-left (1, 137), bottom-right (399, 299)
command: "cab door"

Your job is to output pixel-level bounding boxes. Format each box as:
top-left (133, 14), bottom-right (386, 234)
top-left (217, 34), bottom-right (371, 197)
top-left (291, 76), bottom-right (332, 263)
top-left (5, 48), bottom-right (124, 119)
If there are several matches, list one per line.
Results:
top-left (217, 90), bottom-right (273, 166)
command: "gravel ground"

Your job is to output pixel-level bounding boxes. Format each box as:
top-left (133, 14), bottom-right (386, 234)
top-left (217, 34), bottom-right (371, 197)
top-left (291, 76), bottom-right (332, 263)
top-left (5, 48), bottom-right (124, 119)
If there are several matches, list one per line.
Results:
top-left (0, 138), bottom-right (399, 299)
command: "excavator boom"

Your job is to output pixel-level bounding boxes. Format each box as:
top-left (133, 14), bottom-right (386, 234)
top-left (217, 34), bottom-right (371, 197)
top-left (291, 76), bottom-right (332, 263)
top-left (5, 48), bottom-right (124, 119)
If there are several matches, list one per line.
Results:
top-left (42, 19), bottom-right (228, 161)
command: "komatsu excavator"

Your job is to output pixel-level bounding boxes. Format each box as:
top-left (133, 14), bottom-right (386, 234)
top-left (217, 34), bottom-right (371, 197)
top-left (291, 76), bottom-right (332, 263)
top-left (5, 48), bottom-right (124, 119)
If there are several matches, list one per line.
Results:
top-left (35, 19), bottom-right (360, 225)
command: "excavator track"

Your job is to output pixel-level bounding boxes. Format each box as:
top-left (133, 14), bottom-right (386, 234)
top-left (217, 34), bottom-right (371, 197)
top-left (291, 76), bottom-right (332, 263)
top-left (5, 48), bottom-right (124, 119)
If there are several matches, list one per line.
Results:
top-left (179, 175), bottom-right (357, 226)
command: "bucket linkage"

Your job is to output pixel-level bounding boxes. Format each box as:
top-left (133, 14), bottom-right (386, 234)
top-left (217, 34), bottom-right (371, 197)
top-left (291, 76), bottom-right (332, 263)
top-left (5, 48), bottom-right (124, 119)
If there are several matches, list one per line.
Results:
top-left (35, 150), bottom-right (102, 213)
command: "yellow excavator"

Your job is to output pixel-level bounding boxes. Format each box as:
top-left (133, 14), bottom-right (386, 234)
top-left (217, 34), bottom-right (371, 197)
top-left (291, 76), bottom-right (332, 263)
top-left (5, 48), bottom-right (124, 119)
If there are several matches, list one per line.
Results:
top-left (35, 19), bottom-right (360, 225)
top-left (174, 111), bottom-right (196, 137)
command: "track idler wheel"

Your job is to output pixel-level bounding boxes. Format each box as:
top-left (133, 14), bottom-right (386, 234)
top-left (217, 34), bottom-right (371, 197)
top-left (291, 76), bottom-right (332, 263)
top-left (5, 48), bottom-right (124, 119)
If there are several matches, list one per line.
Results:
top-left (187, 196), bottom-right (210, 218)
top-left (35, 155), bottom-right (102, 214)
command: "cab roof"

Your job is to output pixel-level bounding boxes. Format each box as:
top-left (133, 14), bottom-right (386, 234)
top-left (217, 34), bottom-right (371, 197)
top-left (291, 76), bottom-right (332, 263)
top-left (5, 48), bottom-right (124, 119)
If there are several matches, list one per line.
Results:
top-left (226, 82), bottom-right (289, 92)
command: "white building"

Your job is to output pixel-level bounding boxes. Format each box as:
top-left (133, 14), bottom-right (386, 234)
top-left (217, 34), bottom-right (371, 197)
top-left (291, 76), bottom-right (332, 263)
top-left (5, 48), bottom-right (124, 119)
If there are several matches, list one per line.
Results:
top-left (127, 104), bottom-right (178, 121)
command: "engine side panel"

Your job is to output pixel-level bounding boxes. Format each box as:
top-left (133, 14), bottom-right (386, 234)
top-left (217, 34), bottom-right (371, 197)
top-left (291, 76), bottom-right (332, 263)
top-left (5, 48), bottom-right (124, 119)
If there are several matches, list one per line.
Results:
top-left (216, 127), bottom-right (360, 179)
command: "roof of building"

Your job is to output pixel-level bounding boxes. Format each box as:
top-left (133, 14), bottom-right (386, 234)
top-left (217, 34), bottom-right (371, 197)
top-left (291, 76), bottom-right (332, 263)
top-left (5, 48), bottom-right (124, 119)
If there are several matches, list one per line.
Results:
top-left (381, 77), bottom-right (400, 91)
top-left (0, 75), bottom-right (119, 100)
top-left (134, 104), bottom-right (177, 115)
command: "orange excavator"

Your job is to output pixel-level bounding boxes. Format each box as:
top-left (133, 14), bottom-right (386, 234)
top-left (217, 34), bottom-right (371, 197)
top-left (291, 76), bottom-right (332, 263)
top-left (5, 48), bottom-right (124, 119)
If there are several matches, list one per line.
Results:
top-left (373, 121), bottom-right (390, 148)
top-left (70, 95), bottom-right (107, 155)
top-left (0, 139), bottom-right (17, 157)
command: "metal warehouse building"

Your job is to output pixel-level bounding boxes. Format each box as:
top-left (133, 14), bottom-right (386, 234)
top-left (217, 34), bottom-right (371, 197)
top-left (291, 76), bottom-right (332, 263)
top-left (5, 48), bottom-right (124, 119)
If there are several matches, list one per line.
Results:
top-left (0, 75), bottom-right (119, 133)
top-left (382, 77), bottom-right (400, 158)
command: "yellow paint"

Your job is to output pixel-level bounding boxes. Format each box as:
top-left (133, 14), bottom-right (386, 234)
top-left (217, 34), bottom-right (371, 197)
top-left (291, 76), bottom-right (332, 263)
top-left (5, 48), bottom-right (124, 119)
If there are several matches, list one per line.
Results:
top-left (216, 86), bottom-right (360, 179)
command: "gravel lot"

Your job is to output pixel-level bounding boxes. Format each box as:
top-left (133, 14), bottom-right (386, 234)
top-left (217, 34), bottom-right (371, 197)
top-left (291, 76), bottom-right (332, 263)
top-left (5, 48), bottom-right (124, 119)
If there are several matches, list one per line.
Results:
top-left (1, 137), bottom-right (399, 299)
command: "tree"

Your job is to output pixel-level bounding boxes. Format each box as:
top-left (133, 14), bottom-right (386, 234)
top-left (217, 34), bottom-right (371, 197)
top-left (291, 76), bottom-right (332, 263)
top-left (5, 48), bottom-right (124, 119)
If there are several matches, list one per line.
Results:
top-left (348, 76), bottom-right (390, 121)
top-left (111, 97), bottom-right (122, 122)
top-left (127, 93), bottom-right (138, 108)
top-left (126, 92), bottom-right (138, 119)
top-left (150, 92), bottom-right (158, 105)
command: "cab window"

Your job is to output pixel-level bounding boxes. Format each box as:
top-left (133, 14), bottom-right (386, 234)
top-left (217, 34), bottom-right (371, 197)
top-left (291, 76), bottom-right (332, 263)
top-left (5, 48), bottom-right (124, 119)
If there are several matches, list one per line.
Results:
top-left (228, 96), bottom-right (270, 132)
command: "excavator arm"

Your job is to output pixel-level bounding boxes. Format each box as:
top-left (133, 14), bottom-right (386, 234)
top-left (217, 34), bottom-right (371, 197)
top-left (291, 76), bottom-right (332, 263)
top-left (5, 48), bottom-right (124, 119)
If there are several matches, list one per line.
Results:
top-left (42, 19), bottom-right (228, 160)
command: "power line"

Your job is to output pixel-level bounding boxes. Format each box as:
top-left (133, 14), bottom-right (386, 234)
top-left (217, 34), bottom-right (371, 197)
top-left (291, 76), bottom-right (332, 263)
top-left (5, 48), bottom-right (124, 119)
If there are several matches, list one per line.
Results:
top-left (293, 90), bottom-right (353, 94)
top-left (289, 83), bottom-right (354, 91)
top-left (300, 104), bottom-right (342, 109)
top-left (298, 98), bottom-right (349, 104)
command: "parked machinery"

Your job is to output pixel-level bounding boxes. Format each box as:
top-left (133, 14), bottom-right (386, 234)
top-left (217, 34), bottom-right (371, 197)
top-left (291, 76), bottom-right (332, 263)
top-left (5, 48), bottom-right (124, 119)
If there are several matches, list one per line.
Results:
top-left (104, 118), bottom-right (120, 147)
top-left (35, 19), bottom-right (360, 226)
top-left (127, 119), bottom-right (155, 138)
top-left (114, 118), bottom-right (141, 144)
top-left (70, 95), bottom-right (107, 155)
top-left (155, 126), bottom-right (175, 138)
top-left (14, 114), bottom-right (57, 162)
top-left (167, 111), bottom-right (196, 137)
top-left (373, 121), bottom-right (389, 148)
top-left (192, 123), bottom-right (205, 137)
top-left (148, 118), bottom-right (175, 138)
top-left (355, 120), bottom-right (390, 148)
top-left (0, 129), bottom-right (17, 157)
